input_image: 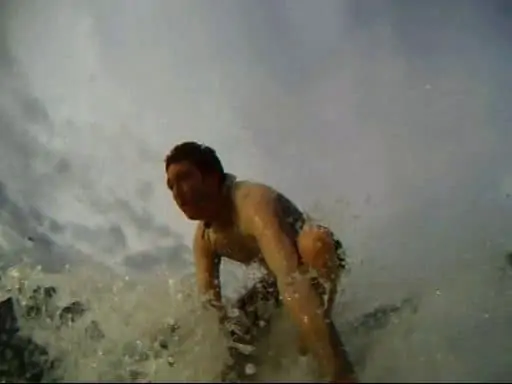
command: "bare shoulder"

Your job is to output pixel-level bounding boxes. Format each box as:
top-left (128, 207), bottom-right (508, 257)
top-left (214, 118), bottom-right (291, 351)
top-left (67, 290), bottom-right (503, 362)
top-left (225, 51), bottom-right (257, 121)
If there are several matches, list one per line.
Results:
top-left (231, 180), bottom-right (280, 230)
top-left (232, 180), bottom-right (277, 210)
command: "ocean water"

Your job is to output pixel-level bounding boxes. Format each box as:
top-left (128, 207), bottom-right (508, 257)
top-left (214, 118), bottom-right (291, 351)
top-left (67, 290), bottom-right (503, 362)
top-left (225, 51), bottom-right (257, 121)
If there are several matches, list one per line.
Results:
top-left (1, 0), bottom-right (512, 382)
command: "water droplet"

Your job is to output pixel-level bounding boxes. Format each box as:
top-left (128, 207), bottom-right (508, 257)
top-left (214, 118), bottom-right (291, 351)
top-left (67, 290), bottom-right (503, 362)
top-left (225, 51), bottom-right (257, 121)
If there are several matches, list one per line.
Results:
top-left (244, 363), bottom-right (256, 376)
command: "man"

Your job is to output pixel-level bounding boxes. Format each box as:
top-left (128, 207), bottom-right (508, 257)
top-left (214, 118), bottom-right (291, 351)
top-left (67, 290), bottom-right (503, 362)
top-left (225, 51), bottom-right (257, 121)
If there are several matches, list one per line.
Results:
top-left (164, 141), bottom-right (357, 383)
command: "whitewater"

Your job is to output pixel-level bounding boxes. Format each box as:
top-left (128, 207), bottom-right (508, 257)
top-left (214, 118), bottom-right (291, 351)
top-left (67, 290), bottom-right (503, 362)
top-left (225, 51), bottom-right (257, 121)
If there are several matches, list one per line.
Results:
top-left (1, 0), bottom-right (512, 382)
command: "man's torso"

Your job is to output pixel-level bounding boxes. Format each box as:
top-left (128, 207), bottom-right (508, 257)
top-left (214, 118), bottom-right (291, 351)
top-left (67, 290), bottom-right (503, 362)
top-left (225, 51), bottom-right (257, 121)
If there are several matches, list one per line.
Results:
top-left (201, 179), bottom-right (305, 268)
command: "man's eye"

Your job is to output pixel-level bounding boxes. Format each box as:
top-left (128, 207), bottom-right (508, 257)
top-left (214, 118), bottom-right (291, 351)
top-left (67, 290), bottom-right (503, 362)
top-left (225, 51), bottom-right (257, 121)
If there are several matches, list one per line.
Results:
top-left (166, 179), bottom-right (174, 190)
top-left (181, 170), bottom-right (192, 181)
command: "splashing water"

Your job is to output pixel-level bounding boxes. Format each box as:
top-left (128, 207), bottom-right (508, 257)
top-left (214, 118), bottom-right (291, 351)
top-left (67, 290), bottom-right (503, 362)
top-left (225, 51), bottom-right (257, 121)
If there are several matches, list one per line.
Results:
top-left (1, 0), bottom-right (512, 382)
top-left (0, 261), bottom-right (233, 382)
top-left (2, 242), bottom-right (511, 382)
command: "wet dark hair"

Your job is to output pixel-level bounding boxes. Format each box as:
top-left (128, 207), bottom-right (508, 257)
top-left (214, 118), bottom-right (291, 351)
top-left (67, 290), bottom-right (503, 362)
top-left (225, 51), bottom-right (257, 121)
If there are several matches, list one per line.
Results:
top-left (164, 141), bottom-right (226, 183)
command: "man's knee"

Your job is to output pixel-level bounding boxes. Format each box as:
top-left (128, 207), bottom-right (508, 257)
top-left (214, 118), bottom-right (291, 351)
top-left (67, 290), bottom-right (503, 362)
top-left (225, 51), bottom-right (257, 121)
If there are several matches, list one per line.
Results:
top-left (297, 225), bottom-right (337, 271)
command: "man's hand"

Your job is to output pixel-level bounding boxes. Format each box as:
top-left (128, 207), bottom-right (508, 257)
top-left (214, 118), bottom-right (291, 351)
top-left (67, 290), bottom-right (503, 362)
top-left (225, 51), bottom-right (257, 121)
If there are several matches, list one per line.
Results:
top-left (200, 295), bottom-right (226, 325)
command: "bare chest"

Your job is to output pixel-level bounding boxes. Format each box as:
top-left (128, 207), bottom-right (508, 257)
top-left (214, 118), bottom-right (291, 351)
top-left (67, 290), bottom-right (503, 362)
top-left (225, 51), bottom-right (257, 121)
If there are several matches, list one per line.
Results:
top-left (208, 227), bottom-right (260, 265)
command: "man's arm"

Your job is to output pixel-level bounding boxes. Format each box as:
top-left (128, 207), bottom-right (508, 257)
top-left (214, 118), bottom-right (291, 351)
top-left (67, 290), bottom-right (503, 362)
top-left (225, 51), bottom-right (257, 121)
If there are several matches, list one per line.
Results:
top-left (193, 224), bottom-right (222, 313)
top-left (244, 188), bottom-right (353, 382)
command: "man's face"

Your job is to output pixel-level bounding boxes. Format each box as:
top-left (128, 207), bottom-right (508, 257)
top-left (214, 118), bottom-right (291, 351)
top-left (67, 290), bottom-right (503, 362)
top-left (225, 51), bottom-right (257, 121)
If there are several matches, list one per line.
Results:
top-left (166, 161), bottom-right (213, 220)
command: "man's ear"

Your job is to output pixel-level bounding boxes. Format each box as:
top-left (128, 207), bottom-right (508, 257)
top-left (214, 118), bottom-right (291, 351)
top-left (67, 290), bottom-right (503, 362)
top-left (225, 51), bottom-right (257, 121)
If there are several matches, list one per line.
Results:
top-left (211, 172), bottom-right (224, 190)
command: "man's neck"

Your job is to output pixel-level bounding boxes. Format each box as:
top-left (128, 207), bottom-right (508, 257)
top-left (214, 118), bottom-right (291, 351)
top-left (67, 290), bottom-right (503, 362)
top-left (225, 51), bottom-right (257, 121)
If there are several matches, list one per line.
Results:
top-left (203, 184), bottom-right (233, 229)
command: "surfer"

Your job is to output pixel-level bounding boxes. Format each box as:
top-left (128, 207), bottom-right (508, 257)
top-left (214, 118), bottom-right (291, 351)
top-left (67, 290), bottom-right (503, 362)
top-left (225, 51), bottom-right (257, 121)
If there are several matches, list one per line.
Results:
top-left (164, 141), bottom-right (357, 383)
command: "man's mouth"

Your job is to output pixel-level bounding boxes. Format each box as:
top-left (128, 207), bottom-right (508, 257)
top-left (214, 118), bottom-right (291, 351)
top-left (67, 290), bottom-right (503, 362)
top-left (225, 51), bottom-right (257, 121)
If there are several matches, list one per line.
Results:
top-left (180, 201), bottom-right (196, 211)
top-left (179, 202), bottom-right (191, 209)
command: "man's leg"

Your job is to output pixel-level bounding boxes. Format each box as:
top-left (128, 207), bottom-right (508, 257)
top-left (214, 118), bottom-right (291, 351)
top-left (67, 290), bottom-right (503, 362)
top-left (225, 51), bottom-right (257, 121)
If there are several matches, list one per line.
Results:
top-left (298, 225), bottom-right (343, 309)
top-left (296, 225), bottom-right (357, 379)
